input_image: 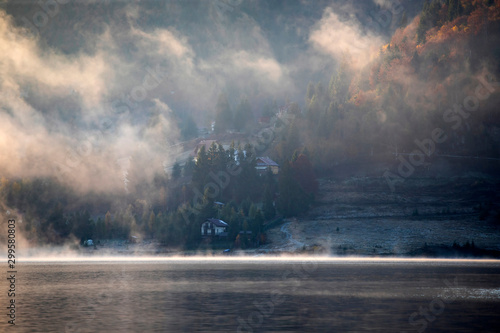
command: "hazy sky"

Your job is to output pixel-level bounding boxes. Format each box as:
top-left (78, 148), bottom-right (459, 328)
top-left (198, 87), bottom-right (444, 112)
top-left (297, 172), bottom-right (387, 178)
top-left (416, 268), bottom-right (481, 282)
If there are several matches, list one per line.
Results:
top-left (0, 0), bottom-right (410, 192)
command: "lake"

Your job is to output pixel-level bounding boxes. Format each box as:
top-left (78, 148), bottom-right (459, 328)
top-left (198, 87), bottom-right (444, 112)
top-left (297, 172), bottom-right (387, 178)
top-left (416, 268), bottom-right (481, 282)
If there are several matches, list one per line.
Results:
top-left (2, 257), bottom-right (500, 332)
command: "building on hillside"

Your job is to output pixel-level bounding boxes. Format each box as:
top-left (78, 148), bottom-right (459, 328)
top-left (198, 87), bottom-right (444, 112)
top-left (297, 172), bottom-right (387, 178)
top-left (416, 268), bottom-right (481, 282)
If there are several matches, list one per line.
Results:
top-left (201, 218), bottom-right (228, 237)
top-left (255, 156), bottom-right (279, 175)
top-left (214, 201), bottom-right (225, 208)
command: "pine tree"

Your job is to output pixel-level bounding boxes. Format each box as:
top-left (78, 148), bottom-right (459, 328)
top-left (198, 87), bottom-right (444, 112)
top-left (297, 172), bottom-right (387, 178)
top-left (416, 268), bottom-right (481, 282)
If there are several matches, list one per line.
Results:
top-left (277, 161), bottom-right (308, 217)
top-left (198, 188), bottom-right (217, 222)
top-left (448, 0), bottom-right (462, 21)
top-left (147, 211), bottom-right (155, 238)
top-left (124, 204), bottom-right (136, 236)
top-left (307, 94), bottom-right (322, 125)
top-left (72, 210), bottom-right (93, 241)
top-left (104, 211), bottom-right (112, 238)
top-left (252, 210), bottom-right (264, 235)
top-left (329, 55), bottom-right (351, 104)
top-left (95, 217), bottom-right (105, 239)
top-left (48, 202), bottom-right (70, 239)
top-left (410, 50), bottom-right (421, 70)
top-left (193, 145), bottom-right (209, 189)
top-left (285, 121), bottom-right (300, 160)
top-left (172, 162), bottom-right (181, 179)
top-left (233, 144), bottom-right (258, 202)
top-left (182, 158), bottom-right (195, 177)
top-left (417, 0), bottom-right (442, 43)
top-left (291, 154), bottom-right (318, 195)
top-left (263, 185), bottom-right (276, 220)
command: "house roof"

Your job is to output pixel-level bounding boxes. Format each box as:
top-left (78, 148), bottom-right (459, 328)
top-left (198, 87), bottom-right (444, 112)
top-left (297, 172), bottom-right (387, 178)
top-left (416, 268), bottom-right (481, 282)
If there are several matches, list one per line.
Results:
top-left (205, 218), bottom-right (229, 227)
top-left (256, 156), bottom-right (279, 167)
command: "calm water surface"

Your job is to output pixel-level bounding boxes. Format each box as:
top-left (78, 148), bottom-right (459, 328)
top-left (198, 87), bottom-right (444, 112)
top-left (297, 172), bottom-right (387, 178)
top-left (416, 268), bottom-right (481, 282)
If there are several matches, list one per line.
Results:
top-left (2, 258), bottom-right (500, 332)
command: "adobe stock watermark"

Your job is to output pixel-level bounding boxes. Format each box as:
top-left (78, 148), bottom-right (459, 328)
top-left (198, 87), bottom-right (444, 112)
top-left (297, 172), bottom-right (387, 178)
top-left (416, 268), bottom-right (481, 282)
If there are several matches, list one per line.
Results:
top-left (21, 0), bottom-right (69, 37)
top-left (181, 112), bottom-right (295, 225)
top-left (406, 276), bottom-right (459, 333)
top-left (53, 64), bottom-right (168, 188)
top-left (366, 0), bottom-right (405, 34)
top-left (384, 70), bottom-right (499, 192)
top-left (108, 64), bottom-right (168, 115)
top-left (235, 260), bottom-right (318, 333)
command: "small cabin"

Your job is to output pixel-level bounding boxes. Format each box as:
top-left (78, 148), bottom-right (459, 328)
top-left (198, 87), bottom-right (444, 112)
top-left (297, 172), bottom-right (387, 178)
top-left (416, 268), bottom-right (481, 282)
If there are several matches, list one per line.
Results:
top-left (255, 156), bottom-right (279, 175)
top-left (201, 218), bottom-right (228, 237)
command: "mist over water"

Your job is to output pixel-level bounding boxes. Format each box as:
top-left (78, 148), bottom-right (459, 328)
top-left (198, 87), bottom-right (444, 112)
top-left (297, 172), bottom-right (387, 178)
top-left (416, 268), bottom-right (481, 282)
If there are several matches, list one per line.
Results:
top-left (2, 259), bottom-right (499, 332)
top-left (17, 255), bottom-right (500, 264)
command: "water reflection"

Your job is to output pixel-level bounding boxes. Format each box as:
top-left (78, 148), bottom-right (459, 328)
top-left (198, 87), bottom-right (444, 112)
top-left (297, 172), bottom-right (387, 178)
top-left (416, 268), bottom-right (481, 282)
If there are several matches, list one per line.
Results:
top-left (2, 259), bottom-right (499, 332)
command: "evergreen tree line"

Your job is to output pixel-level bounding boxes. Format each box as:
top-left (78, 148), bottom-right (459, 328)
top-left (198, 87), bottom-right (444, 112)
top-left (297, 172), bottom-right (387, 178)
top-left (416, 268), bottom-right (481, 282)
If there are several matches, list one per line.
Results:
top-left (0, 137), bottom-right (317, 247)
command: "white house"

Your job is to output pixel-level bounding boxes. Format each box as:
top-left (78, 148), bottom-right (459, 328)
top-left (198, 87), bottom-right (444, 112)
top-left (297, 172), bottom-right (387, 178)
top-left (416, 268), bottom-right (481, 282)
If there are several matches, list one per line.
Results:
top-left (201, 218), bottom-right (229, 237)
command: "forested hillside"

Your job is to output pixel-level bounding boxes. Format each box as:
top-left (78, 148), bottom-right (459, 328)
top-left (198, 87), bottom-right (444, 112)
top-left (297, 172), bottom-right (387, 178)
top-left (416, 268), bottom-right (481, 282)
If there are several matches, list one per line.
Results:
top-left (294, 0), bottom-right (500, 174)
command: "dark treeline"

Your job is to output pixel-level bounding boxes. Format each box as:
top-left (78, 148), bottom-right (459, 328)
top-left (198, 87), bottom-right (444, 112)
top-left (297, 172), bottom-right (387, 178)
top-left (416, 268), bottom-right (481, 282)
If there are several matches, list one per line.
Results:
top-left (0, 139), bottom-right (317, 248)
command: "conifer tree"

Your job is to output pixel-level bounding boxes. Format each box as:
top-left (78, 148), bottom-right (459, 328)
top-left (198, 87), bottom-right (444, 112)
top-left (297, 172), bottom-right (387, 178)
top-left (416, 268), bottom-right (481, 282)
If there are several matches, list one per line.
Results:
top-left (193, 145), bottom-right (209, 189)
top-left (263, 185), bottom-right (276, 220)
top-left (172, 162), bottom-right (181, 179)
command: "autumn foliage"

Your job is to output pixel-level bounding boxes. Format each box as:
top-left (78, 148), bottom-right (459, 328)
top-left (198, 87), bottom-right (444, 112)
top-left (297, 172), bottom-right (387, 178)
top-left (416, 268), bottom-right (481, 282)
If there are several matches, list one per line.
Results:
top-left (300, 0), bottom-right (500, 174)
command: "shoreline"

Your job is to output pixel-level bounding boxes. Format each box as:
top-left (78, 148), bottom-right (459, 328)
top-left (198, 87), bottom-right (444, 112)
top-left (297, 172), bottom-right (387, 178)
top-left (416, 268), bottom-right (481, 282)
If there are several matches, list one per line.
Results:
top-left (14, 241), bottom-right (500, 260)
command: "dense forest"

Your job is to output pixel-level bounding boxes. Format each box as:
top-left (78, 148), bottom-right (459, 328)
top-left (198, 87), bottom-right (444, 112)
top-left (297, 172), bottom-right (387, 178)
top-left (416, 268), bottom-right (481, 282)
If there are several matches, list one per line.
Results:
top-left (298, 0), bottom-right (500, 175)
top-left (1, 0), bottom-right (499, 248)
top-left (0, 140), bottom-right (317, 247)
